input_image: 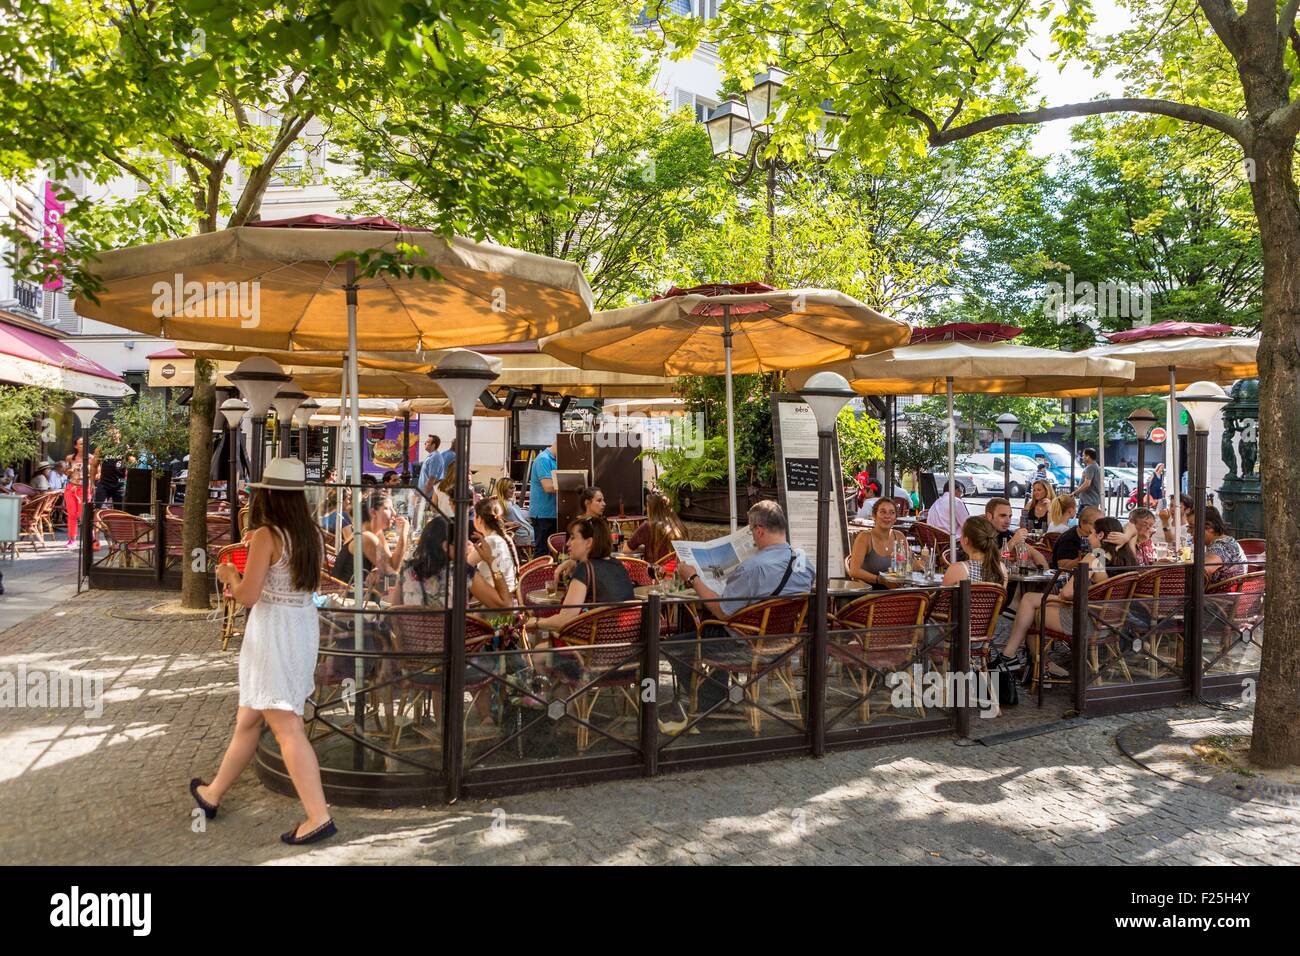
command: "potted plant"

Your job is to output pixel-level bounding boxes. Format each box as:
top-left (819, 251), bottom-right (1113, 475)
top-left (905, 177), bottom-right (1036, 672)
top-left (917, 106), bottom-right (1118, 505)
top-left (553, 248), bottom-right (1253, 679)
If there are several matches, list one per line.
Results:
top-left (95, 394), bottom-right (190, 509)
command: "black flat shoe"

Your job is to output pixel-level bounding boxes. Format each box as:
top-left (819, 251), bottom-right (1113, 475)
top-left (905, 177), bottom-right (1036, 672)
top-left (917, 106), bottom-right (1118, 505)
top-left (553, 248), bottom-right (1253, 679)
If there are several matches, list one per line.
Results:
top-left (281, 819), bottom-right (337, 845)
top-left (189, 778), bottom-right (218, 819)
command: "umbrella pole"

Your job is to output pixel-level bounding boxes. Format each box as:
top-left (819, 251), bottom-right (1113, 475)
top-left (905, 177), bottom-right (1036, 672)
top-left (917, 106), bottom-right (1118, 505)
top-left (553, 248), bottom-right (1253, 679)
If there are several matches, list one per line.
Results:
top-left (345, 261), bottom-right (366, 766)
top-left (1097, 388), bottom-right (1105, 516)
top-left (723, 303), bottom-right (738, 533)
top-left (947, 376), bottom-right (956, 564)
top-left (1169, 365), bottom-right (1179, 546)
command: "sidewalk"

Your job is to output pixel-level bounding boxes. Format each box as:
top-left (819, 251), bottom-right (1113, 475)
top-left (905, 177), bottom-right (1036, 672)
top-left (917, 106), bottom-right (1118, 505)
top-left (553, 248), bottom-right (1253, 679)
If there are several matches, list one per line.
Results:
top-left (0, 546), bottom-right (81, 635)
top-left (1, 586), bottom-right (1297, 865)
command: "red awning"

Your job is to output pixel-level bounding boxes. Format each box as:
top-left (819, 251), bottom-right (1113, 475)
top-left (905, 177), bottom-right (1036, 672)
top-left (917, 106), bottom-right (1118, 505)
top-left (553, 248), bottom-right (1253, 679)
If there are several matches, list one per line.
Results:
top-left (0, 321), bottom-right (132, 396)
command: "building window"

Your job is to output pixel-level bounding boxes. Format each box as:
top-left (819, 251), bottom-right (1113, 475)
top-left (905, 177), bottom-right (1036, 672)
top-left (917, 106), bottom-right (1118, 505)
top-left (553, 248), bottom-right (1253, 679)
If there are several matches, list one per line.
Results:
top-left (695, 0), bottom-right (718, 20)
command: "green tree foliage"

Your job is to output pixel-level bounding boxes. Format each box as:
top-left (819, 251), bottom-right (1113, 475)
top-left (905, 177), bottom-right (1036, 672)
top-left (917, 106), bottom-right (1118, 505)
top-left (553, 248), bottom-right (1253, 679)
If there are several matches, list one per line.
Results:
top-left (835, 406), bottom-right (884, 483)
top-left (0, 386), bottom-right (64, 468)
top-left (893, 413), bottom-right (950, 481)
top-left (94, 395), bottom-right (190, 471)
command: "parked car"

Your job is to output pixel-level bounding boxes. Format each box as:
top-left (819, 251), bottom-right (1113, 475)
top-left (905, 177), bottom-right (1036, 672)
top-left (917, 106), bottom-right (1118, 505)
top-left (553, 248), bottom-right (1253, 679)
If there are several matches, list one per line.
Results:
top-left (956, 457), bottom-right (1014, 495)
top-left (1105, 467), bottom-right (1137, 498)
top-left (962, 453), bottom-right (1041, 497)
top-left (1008, 441), bottom-right (1075, 486)
top-left (931, 469), bottom-right (977, 497)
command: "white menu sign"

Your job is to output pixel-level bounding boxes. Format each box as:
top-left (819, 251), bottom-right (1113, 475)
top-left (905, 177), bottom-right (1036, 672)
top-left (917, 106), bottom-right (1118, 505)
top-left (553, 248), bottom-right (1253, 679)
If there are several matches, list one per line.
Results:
top-left (773, 396), bottom-right (847, 578)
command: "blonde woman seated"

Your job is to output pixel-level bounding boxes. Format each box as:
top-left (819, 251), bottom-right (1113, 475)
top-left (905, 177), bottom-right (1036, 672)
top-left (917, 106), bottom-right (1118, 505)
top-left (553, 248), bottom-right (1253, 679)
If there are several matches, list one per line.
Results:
top-left (1020, 479), bottom-right (1055, 533)
top-left (1046, 494), bottom-right (1077, 535)
top-left (993, 516), bottom-right (1136, 674)
top-left (848, 497), bottom-right (918, 589)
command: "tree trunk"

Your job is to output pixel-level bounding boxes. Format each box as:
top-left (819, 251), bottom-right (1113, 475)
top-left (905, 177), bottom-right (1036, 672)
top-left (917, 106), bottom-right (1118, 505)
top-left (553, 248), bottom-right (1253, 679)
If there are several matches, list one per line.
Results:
top-left (1247, 137), bottom-right (1300, 768)
top-left (180, 361), bottom-right (216, 609)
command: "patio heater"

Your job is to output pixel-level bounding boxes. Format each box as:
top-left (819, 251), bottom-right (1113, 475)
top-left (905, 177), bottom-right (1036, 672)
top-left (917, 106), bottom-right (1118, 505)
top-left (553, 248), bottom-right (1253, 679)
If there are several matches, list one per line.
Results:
top-left (1175, 382), bottom-right (1230, 703)
top-left (799, 371), bottom-right (855, 757)
top-left (429, 349), bottom-right (499, 802)
top-left (292, 399), bottom-right (320, 467)
top-left (71, 397), bottom-right (100, 594)
top-left (1127, 407), bottom-right (1157, 506)
top-left (226, 357), bottom-right (289, 482)
top-left (220, 398), bottom-right (248, 543)
top-left (268, 385), bottom-right (307, 459)
top-left (995, 413), bottom-right (1019, 500)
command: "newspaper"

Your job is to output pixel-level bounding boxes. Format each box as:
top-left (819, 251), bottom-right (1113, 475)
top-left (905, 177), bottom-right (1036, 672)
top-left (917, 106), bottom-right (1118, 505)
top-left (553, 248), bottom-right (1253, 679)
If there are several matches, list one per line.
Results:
top-left (669, 526), bottom-right (756, 595)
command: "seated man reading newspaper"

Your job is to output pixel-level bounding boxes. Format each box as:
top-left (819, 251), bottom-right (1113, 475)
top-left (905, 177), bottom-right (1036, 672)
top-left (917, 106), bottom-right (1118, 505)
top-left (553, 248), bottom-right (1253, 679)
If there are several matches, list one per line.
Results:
top-left (660, 500), bottom-right (814, 734)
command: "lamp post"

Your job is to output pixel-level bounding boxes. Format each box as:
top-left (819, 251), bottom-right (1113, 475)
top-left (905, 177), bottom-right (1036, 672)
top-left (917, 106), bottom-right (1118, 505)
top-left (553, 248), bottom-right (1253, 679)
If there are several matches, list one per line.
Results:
top-left (429, 350), bottom-right (499, 802)
top-left (995, 413), bottom-right (1019, 500)
top-left (1127, 407), bottom-right (1157, 507)
top-left (1175, 382), bottom-right (1230, 703)
top-left (292, 399), bottom-right (320, 468)
top-left (71, 397), bottom-right (99, 593)
top-left (268, 386), bottom-right (307, 459)
top-left (226, 357), bottom-right (289, 482)
top-left (799, 371), bottom-right (855, 758)
top-left (399, 402), bottom-right (414, 484)
top-left (220, 398), bottom-right (248, 543)
top-left (706, 69), bottom-right (841, 284)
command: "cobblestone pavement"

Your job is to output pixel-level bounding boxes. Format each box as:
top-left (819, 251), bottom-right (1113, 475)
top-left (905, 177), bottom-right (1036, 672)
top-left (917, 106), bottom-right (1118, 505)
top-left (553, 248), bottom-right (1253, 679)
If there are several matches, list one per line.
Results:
top-left (1, 588), bottom-right (1297, 866)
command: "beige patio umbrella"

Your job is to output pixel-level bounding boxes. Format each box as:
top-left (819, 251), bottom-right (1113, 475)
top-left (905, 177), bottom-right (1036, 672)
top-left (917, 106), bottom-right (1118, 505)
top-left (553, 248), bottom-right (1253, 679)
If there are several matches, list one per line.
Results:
top-left (75, 221), bottom-right (593, 351)
top-left (789, 334), bottom-right (1135, 559)
top-left (174, 341), bottom-right (678, 397)
top-left (541, 284), bottom-right (910, 528)
top-left (1084, 323), bottom-right (1257, 532)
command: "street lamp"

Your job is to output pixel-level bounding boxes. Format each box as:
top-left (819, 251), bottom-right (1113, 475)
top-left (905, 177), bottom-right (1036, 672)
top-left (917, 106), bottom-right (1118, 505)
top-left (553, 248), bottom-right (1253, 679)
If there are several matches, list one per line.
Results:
top-left (71, 397), bottom-right (99, 592)
top-left (220, 398), bottom-right (248, 542)
top-left (706, 70), bottom-right (840, 283)
top-left (292, 399), bottom-right (320, 467)
top-left (428, 349), bottom-right (498, 802)
top-left (1127, 407), bottom-right (1157, 506)
top-left (1174, 381), bottom-right (1230, 703)
top-left (268, 386), bottom-right (307, 458)
top-left (226, 356), bottom-right (289, 481)
top-left (799, 370), bottom-right (855, 758)
top-left (995, 413), bottom-right (1019, 499)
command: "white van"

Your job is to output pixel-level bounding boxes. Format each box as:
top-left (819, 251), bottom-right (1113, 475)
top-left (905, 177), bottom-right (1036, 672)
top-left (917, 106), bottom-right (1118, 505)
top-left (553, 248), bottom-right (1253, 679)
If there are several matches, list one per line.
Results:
top-left (963, 453), bottom-right (1042, 498)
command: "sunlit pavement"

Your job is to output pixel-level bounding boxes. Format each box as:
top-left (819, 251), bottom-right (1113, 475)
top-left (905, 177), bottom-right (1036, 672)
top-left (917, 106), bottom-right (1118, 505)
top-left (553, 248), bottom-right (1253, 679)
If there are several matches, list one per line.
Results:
top-left (1, 586), bottom-right (1296, 865)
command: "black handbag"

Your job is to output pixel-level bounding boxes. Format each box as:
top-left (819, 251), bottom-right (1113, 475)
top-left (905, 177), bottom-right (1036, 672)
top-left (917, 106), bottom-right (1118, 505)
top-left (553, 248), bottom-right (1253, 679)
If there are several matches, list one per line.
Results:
top-left (994, 658), bottom-right (1019, 707)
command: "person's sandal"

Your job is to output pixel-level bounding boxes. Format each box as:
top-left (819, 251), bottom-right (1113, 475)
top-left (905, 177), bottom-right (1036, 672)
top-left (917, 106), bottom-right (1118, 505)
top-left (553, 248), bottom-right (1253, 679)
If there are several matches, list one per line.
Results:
top-left (189, 778), bottom-right (218, 820)
top-left (281, 819), bottom-right (337, 845)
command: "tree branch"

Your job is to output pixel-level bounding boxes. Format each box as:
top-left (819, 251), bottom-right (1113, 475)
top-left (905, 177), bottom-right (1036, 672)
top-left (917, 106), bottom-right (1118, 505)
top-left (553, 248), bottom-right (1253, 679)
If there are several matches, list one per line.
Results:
top-left (928, 98), bottom-right (1250, 147)
top-left (1199, 0), bottom-right (1244, 57)
top-left (228, 112), bottom-right (314, 227)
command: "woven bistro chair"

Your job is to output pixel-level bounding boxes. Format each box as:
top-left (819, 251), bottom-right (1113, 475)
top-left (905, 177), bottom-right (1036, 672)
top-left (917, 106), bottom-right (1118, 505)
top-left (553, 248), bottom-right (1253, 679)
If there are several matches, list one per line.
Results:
top-left (830, 590), bottom-right (929, 723)
top-left (546, 531), bottom-right (569, 559)
top-left (1236, 539), bottom-right (1265, 560)
top-left (214, 543), bottom-right (249, 650)
top-left (1031, 570), bottom-right (1142, 699)
top-left (1203, 572), bottom-right (1266, 672)
top-left (686, 596), bottom-right (809, 736)
top-left (96, 508), bottom-right (155, 568)
top-left (1129, 564), bottom-right (1187, 677)
top-left (387, 608), bottom-right (496, 751)
top-left (550, 604), bottom-right (645, 752)
top-left (614, 556), bottom-right (654, 587)
top-left (926, 582), bottom-right (1007, 671)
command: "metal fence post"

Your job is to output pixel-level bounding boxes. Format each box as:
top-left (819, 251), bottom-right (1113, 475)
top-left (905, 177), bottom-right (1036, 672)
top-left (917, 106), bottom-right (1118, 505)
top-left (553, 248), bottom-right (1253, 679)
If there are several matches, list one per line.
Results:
top-left (954, 579), bottom-right (972, 738)
top-left (1072, 563), bottom-right (1088, 714)
top-left (641, 594), bottom-right (661, 778)
top-left (1185, 562), bottom-right (1203, 701)
top-left (154, 499), bottom-right (165, 584)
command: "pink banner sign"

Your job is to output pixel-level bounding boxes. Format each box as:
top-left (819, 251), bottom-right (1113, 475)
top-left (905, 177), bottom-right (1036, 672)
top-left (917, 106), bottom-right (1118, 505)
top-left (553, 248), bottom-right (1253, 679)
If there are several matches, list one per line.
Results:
top-left (43, 180), bottom-right (65, 292)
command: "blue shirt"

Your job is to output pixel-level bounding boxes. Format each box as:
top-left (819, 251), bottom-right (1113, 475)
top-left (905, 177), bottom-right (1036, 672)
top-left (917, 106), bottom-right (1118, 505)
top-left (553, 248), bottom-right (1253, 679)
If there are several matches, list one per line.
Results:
top-left (529, 447), bottom-right (557, 519)
top-left (720, 542), bottom-right (814, 617)
top-left (418, 449), bottom-right (445, 490)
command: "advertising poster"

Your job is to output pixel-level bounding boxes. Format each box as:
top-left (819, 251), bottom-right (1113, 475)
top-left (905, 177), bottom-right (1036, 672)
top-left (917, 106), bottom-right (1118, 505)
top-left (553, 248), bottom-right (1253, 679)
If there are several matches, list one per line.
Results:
top-left (362, 420), bottom-right (419, 476)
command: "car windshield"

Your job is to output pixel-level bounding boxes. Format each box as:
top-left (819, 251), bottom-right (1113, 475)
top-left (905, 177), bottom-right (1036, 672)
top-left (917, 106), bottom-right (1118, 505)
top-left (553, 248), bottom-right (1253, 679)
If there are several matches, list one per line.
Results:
top-left (959, 461), bottom-right (992, 473)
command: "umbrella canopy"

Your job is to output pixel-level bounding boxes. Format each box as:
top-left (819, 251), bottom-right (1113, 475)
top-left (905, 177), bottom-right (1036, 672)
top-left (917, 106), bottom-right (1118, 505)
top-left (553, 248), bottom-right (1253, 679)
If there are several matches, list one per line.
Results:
top-left (1102, 320), bottom-right (1237, 343)
top-left (173, 341), bottom-right (676, 398)
top-left (73, 217), bottom-right (594, 351)
top-left (787, 339), bottom-right (1135, 397)
top-left (540, 287), bottom-right (909, 375)
top-left (908, 322), bottom-right (1022, 343)
top-left (1082, 333), bottom-right (1257, 393)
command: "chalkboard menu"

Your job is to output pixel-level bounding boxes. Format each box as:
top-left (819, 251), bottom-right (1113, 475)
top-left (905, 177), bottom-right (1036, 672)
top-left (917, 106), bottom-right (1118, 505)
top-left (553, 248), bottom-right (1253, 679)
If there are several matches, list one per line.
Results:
top-left (771, 394), bottom-right (849, 576)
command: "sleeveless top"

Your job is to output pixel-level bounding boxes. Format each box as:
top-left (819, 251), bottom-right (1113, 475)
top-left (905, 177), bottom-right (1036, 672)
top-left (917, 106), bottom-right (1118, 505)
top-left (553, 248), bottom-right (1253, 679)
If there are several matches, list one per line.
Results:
top-left (331, 532), bottom-right (376, 585)
top-left (257, 528), bottom-right (313, 607)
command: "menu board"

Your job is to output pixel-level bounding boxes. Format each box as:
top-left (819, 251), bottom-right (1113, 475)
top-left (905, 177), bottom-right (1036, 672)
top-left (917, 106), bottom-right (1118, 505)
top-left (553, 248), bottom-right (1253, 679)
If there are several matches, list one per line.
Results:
top-left (772, 394), bottom-right (848, 578)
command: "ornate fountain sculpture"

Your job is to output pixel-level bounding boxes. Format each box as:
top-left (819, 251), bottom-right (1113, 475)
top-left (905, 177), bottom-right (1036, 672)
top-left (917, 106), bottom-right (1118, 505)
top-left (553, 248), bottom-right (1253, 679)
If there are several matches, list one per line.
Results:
top-left (1218, 378), bottom-right (1261, 538)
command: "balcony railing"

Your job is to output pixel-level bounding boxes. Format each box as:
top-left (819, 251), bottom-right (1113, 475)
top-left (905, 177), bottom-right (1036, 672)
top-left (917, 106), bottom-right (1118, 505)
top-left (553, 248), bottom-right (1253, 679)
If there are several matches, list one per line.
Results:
top-left (12, 278), bottom-right (43, 317)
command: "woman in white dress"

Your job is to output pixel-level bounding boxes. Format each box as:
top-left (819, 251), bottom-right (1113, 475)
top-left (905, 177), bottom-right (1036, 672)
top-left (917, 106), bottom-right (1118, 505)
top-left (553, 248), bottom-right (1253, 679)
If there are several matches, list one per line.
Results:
top-left (191, 458), bottom-right (336, 845)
